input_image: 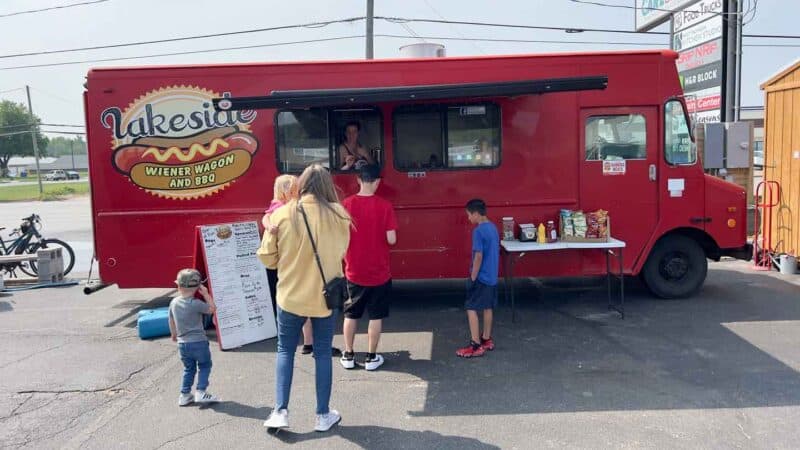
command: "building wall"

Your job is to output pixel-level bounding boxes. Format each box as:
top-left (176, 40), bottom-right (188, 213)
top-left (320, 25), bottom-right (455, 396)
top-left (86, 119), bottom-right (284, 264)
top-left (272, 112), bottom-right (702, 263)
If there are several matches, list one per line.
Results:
top-left (763, 65), bottom-right (800, 255)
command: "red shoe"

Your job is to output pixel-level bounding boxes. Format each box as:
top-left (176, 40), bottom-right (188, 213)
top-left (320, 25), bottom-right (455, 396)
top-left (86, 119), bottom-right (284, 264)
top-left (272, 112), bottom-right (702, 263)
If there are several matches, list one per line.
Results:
top-left (456, 343), bottom-right (486, 358)
top-left (480, 337), bottom-right (495, 351)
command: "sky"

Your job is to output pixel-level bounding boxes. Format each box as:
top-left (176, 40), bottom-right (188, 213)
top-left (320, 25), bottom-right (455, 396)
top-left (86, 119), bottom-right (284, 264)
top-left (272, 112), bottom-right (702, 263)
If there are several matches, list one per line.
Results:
top-left (0, 0), bottom-right (795, 137)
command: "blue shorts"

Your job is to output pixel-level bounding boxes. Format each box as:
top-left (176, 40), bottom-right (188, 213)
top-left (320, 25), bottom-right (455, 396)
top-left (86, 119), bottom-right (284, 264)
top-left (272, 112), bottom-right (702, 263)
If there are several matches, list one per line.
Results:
top-left (465, 279), bottom-right (498, 311)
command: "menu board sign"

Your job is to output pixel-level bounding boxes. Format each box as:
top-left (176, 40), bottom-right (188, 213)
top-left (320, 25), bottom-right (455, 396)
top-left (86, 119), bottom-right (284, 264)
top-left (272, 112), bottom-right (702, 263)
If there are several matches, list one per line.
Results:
top-left (197, 222), bottom-right (276, 349)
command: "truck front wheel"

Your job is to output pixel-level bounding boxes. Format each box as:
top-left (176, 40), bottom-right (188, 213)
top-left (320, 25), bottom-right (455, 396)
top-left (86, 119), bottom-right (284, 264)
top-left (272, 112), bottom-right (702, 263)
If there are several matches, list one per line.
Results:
top-left (642, 235), bottom-right (708, 299)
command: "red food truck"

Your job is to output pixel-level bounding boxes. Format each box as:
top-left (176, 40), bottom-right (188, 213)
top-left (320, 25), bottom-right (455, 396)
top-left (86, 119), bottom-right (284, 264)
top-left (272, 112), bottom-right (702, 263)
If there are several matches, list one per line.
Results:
top-left (84, 49), bottom-right (750, 298)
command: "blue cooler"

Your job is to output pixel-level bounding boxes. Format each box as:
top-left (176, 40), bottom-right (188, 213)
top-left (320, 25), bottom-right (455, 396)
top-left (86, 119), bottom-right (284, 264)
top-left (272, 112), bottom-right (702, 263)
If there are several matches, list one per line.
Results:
top-left (138, 307), bottom-right (171, 339)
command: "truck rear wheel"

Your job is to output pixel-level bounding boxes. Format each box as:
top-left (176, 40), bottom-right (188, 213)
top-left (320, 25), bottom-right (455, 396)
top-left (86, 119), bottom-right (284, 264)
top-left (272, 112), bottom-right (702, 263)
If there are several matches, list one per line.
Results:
top-left (642, 234), bottom-right (707, 299)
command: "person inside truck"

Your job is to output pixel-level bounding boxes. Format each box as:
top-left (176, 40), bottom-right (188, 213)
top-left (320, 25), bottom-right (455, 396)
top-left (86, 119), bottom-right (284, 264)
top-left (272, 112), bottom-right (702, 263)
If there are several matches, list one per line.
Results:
top-left (338, 121), bottom-right (375, 171)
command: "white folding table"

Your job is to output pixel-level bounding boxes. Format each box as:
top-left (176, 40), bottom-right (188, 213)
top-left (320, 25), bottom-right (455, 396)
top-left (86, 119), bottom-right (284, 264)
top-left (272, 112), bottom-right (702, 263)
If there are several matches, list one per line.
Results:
top-left (500, 238), bottom-right (627, 321)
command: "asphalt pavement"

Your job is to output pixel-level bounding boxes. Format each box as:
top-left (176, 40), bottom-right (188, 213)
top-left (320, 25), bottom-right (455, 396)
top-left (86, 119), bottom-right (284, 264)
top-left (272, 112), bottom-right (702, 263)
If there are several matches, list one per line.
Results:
top-left (3, 198), bottom-right (800, 448)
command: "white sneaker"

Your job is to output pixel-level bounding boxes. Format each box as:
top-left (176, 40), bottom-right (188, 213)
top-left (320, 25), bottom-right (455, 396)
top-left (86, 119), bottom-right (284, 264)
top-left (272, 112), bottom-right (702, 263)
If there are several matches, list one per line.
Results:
top-left (263, 408), bottom-right (289, 429)
top-left (364, 354), bottom-right (384, 371)
top-left (314, 409), bottom-right (341, 432)
top-left (178, 393), bottom-right (194, 406)
top-left (194, 391), bottom-right (219, 404)
top-left (340, 352), bottom-right (355, 369)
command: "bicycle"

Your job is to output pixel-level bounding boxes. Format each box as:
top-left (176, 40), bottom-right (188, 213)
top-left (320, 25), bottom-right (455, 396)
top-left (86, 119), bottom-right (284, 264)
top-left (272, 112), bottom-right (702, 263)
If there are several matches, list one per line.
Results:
top-left (0, 214), bottom-right (76, 278)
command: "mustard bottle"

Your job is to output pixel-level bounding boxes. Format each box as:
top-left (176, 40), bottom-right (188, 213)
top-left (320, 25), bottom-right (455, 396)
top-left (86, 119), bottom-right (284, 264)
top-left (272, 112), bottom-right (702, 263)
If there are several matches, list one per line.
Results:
top-left (537, 223), bottom-right (546, 244)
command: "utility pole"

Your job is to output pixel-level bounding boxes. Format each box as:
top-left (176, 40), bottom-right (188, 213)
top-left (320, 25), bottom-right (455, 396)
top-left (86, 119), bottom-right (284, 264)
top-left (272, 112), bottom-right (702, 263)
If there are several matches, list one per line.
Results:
top-left (723, 0), bottom-right (738, 122)
top-left (366, 0), bottom-right (374, 59)
top-left (70, 139), bottom-right (75, 170)
top-left (734, 0), bottom-right (743, 121)
top-left (25, 85), bottom-right (43, 195)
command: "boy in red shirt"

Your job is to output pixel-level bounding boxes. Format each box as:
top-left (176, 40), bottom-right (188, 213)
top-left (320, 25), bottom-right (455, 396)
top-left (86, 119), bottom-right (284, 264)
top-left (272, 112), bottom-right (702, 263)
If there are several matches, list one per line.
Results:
top-left (340, 165), bottom-right (398, 371)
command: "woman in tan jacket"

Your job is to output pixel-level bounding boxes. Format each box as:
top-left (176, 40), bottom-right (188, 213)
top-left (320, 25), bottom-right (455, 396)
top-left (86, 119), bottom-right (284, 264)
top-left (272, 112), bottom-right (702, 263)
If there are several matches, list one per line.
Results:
top-left (258, 164), bottom-right (350, 432)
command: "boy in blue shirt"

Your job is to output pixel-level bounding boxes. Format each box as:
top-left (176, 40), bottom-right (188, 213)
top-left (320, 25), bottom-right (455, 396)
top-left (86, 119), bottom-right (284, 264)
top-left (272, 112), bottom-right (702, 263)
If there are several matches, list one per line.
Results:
top-left (457, 199), bottom-right (500, 358)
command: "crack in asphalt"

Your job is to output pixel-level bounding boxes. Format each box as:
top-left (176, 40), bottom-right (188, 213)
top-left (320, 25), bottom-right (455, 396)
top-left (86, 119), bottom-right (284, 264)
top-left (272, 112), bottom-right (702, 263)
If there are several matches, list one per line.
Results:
top-left (17, 394), bottom-right (117, 449)
top-left (0, 393), bottom-right (34, 421)
top-left (0, 342), bottom-right (68, 370)
top-left (68, 353), bottom-right (179, 449)
top-left (16, 366), bottom-right (146, 395)
top-left (152, 420), bottom-right (232, 450)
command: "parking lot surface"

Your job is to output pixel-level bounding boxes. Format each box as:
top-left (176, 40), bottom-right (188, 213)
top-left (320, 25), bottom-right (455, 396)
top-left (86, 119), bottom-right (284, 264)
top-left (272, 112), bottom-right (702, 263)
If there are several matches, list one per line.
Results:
top-left (3, 259), bottom-right (800, 449)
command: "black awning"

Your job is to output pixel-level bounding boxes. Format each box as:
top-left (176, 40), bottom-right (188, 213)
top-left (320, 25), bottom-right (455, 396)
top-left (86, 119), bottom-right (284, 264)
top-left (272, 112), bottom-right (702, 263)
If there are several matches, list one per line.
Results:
top-left (212, 76), bottom-right (608, 111)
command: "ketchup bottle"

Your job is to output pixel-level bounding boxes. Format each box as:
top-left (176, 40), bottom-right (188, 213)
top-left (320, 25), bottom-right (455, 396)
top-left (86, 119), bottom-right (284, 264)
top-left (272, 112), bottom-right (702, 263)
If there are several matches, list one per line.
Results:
top-left (546, 220), bottom-right (557, 243)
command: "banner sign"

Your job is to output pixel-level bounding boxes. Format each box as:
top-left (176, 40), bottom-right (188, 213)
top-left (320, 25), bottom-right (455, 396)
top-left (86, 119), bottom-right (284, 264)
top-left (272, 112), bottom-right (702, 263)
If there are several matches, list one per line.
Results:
top-left (680, 61), bottom-right (723, 92)
top-left (673, 0), bottom-right (724, 32)
top-left (635, 0), bottom-right (700, 31)
top-left (676, 39), bottom-right (722, 72)
top-left (672, 15), bottom-right (722, 52)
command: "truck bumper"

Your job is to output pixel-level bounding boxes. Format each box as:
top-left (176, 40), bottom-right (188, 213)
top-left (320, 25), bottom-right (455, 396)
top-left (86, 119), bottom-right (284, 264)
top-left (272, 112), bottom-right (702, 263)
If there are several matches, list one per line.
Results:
top-left (721, 243), bottom-right (753, 261)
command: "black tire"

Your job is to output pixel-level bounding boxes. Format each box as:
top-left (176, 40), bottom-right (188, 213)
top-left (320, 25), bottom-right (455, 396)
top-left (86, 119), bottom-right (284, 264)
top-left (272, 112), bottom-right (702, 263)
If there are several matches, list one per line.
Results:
top-left (641, 234), bottom-right (707, 299)
top-left (27, 239), bottom-right (76, 276)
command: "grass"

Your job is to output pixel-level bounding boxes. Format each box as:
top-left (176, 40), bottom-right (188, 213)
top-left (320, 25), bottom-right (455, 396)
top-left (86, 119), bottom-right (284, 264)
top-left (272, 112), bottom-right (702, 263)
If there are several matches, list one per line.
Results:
top-left (0, 181), bottom-right (89, 202)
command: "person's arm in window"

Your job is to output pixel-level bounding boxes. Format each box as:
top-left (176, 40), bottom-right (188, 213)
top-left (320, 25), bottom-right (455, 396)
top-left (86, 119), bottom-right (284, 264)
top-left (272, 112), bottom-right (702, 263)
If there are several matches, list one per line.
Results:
top-left (358, 145), bottom-right (376, 164)
top-left (339, 144), bottom-right (355, 170)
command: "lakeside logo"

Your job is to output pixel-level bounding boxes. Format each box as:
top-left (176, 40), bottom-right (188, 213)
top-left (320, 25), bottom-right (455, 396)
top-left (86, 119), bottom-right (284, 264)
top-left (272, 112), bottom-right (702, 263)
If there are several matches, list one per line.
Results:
top-left (101, 86), bottom-right (259, 200)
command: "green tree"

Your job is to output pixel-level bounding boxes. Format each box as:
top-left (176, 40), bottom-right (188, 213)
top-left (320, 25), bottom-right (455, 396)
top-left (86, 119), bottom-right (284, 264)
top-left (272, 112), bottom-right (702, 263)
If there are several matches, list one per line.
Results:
top-left (0, 100), bottom-right (48, 177)
top-left (46, 136), bottom-right (87, 156)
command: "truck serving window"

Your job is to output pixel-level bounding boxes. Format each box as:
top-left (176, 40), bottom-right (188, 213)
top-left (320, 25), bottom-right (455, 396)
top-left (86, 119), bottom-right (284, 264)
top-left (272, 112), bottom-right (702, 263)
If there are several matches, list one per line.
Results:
top-left (277, 108), bottom-right (383, 173)
top-left (331, 108), bottom-right (383, 170)
top-left (664, 100), bottom-right (696, 165)
top-left (393, 103), bottom-right (500, 171)
top-left (276, 109), bottom-right (330, 173)
top-left (585, 114), bottom-right (647, 161)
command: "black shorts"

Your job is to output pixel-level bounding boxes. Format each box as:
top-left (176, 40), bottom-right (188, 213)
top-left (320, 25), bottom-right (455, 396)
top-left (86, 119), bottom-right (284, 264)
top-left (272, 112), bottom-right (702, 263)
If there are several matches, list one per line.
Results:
top-left (465, 279), bottom-right (498, 311)
top-left (343, 280), bottom-right (392, 320)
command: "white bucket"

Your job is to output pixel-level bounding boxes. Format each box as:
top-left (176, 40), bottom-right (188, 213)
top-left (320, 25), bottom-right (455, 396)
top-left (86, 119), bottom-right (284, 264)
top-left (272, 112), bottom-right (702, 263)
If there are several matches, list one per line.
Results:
top-left (779, 254), bottom-right (798, 275)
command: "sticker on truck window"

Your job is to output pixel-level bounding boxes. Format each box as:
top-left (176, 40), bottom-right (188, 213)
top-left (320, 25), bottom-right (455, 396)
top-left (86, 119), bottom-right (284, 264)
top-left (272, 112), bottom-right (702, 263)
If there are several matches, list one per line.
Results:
top-left (101, 86), bottom-right (259, 200)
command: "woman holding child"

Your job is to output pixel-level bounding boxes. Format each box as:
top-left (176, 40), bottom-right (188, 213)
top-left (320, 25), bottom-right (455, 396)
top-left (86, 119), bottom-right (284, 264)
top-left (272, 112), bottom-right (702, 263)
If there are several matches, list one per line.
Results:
top-left (257, 164), bottom-right (351, 432)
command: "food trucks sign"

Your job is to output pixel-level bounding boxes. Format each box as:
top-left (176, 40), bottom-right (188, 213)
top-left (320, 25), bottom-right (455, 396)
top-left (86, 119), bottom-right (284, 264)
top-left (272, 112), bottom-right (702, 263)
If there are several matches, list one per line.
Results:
top-left (101, 86), bottom-right (259, 200)
top-left (635, 0), bottom-right (700, 32)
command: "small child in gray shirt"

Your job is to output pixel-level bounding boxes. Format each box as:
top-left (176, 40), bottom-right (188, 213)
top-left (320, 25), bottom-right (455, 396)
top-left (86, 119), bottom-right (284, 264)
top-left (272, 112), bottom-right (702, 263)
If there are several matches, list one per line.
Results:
top-left (168, 268), bottom-right (220, 406)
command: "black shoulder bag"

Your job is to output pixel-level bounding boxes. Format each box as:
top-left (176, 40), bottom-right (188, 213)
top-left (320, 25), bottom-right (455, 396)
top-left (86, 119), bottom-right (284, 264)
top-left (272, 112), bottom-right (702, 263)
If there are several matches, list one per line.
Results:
top-left (299, 203), bottom-right (348, 311)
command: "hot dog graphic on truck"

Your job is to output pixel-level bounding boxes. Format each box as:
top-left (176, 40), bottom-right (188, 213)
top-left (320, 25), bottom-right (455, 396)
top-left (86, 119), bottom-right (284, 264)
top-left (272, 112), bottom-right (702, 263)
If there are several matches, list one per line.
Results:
top-left (101, 86), bottom-right (259, 199)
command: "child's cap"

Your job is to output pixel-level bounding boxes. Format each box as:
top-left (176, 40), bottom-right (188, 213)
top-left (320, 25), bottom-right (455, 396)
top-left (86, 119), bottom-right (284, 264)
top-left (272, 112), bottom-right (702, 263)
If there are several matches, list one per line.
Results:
top-left (176, 269), bottom-right (201, 288)
top-left (358, 164), bottom-right (381, 182)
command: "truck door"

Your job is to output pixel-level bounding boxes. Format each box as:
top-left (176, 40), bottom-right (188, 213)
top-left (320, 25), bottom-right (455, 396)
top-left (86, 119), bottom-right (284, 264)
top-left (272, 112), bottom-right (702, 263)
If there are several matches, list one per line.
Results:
top-left (579, 107), bottom-right (659, 269)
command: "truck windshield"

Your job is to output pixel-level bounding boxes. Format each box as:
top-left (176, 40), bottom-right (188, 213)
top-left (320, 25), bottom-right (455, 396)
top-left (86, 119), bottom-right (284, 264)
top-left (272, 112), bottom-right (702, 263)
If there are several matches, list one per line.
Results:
top-left (664, 100), bottom-right (696, 165)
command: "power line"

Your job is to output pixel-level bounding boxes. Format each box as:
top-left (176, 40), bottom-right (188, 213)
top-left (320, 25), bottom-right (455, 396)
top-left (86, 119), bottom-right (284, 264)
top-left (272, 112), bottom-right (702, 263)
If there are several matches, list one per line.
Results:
top-left (567, 0), bottom-right (741, 15)
top-left (41, 130), bottom-right (85, 135)
top-left (5, 32), bottom-right (783, 72)
top-left (0, 35), bottom-right (365, 71)
top-left (30, 87), bottom-right (75, 105)
top-left (423, 0), bottom-right (485, 54)
top-left (41, 123), bottom-right (84, 128)
top-left (0, 87), bottom-right (24, 95)
top-left (377, 16), bottom-right (669, 35)
top-left (0, 0), bottom-right (110, 19)
top-left (376, 16), bottom-right (800, 40)
top-left (379, 34), bottom-right (665, 46)
top-left (0, 17), bottom-right (365, 60)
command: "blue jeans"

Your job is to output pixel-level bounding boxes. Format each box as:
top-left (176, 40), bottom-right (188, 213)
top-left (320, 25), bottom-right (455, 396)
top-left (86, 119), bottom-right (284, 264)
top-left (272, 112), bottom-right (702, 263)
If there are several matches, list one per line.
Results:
top-left (178, 341), bottom-right (212, 394)
top-left (275, 307), bottom-right (335, 415)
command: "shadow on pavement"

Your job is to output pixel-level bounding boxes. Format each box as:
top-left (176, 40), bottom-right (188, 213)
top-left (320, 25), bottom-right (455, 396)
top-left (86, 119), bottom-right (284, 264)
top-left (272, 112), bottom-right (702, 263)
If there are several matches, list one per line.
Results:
top-left (111, 266), bottom-right (800, 418)
top-left (385, 268), bottom-right (800, 416)
top-left (271, 424), bottom-right (500, 449)
top-left (208, 401), bottom-right (269, 420)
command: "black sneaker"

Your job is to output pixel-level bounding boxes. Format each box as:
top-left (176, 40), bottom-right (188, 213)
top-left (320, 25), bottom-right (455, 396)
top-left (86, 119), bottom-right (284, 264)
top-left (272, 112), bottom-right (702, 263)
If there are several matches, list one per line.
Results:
top-left (301, 344), bottom-right (313, 354)
top-left (340, 351), bottom-right (355, 369)
top-left (331, 347), bottom-right (343, 357)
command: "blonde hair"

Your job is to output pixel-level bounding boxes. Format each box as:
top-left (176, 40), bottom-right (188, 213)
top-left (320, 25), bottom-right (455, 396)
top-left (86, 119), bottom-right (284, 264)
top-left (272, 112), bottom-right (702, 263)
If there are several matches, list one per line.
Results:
top-left (273, 174), bottom-right (298, 203)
